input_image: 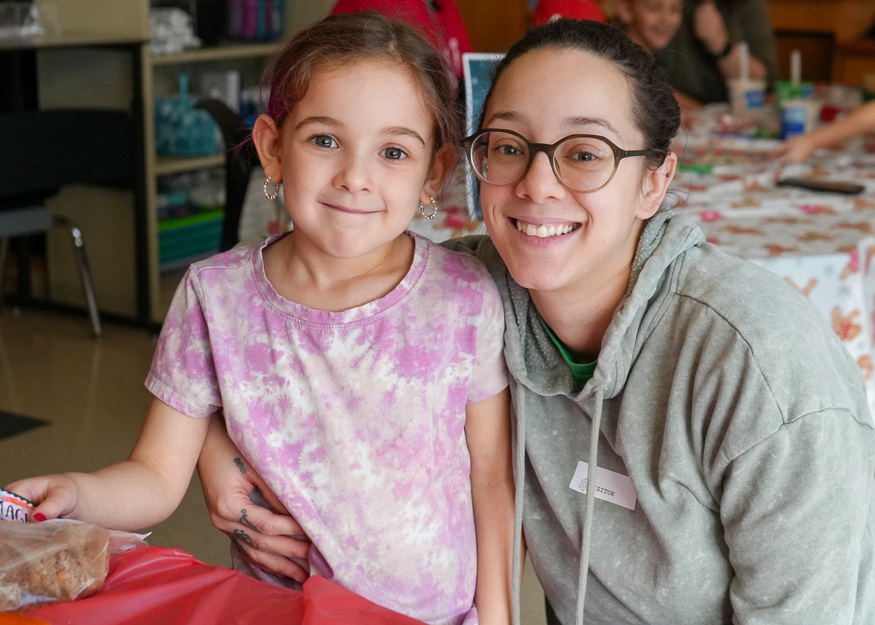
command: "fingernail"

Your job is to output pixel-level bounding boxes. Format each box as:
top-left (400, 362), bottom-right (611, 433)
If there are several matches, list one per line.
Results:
top-left (33, 513), bottom-right (46, 522)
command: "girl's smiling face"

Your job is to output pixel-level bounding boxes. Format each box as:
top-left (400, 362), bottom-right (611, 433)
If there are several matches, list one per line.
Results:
top-left (255, 59), bottom-right (446, 263)
top-left (478, 48), bottom-right (674, 298)
top-left (619, 0), bottom-right (683, 53)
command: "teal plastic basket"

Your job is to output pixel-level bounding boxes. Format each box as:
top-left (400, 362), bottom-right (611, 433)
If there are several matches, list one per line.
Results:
top-left (158, 209), bottom-right (224, 267)
top-left (155, 75), bottom-right (219, 157)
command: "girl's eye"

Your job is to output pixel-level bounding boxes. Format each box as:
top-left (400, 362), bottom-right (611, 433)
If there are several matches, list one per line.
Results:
top-left (381, 147), bottom-right (408, 161)
top-left (311, 134), bottom-right (338, 149)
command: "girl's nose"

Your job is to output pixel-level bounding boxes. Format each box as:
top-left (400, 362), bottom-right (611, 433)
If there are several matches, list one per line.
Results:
top-left (333, 153), bottom-right (372, 193)
top-left (515, 151), bottom-right (566, 204)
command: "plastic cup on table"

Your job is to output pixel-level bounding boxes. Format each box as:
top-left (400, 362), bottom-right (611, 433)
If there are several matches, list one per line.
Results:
top-left (780, 99), bottom-right (819, 140)
top-left (728, 78), bottom-right (767, 117)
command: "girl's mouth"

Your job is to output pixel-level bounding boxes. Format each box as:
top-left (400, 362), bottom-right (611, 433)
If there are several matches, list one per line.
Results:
top-left (514, 218), bottom-right (581, 238)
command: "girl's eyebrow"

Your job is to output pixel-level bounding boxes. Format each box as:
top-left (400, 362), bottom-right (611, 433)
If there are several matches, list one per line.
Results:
top-left (385, 127), bottom-right (425, 145)
top-left (294, 117), bottom-right (424, 145)
top-left (484, 111), bottom-right (619, 136)
top-left (295, 116), bottom-right (338, 130)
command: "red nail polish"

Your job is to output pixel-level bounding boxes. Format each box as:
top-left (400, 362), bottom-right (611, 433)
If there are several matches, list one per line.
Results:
top-left (33, 513), bottom-right (46, 522)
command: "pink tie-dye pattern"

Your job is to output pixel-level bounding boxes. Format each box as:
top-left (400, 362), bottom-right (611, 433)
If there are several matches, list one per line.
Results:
top-left (146, 232), bottom-right (507, 625)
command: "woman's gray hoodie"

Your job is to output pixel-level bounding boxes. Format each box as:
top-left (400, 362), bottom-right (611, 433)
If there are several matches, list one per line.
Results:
top-left (446, 209), bottom-right (875, 625)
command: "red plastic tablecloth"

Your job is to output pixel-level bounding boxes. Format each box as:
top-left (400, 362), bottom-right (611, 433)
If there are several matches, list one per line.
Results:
top-left (23, 546), bottom-right (423, 625)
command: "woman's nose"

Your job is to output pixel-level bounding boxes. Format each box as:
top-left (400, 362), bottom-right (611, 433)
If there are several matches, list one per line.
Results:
top-left (515, 151), bottom-right (566, 203)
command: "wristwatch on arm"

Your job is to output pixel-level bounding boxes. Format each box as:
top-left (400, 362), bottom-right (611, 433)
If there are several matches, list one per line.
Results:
top-left (714, 40), bottom-right (733, 60)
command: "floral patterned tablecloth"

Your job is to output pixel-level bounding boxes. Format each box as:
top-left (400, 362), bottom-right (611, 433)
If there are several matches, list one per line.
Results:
top-left (408, 106), bottom-right (875, 410)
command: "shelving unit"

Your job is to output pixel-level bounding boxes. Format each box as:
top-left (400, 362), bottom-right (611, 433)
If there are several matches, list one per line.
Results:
top-left (155, 154), bottom-right (227, 177)
top-left (150, 42), bottom-right (279, 65)
top-left (145, 40), bottom-right (283, 319)
top-left (18, 0), bottom-right (358, 326)
top-left (22, 0), bottom-right (340, 326)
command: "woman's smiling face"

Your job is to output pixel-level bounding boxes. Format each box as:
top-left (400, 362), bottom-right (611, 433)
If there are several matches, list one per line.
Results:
top-left (479, 47), bottom-right (671, 298)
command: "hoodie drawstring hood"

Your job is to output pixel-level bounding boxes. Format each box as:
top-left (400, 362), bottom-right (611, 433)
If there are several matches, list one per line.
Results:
top-left (511, 388), bottom-right (526, 625)
top-left (575, 386), bottom-right (604, 625)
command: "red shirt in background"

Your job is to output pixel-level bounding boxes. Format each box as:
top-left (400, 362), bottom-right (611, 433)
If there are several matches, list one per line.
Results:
top-left (330, 0), bottom-right (472, 78)
top-left (532, 0), bottom-right (606, 26)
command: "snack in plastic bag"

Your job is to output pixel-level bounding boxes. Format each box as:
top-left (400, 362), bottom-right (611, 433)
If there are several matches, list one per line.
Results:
top-left (0, 519), bottom-right (111, 611)
top-left (0, 489), bottom-right (33, 524)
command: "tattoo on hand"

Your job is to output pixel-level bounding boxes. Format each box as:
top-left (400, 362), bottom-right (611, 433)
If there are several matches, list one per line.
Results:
top-left (234, 458), bottom-right (247, 474)
top-left (239, 508), bottom-right (259, 532)
top-left (234, 529), bottom-right (253, 545)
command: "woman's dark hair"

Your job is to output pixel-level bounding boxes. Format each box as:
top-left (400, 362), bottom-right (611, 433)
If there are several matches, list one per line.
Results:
top-left (479, 18), bottom-right (680, 169)
top-left (265, 11), bottom-right (461, 153)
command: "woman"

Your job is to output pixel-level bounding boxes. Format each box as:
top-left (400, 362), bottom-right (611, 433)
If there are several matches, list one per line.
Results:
top-left (658, 0), bottom-right (778, 105)
top-left (197, 19), bottom-right (875, 624)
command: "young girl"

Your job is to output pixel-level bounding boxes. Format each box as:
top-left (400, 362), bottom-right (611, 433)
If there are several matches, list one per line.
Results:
top-left (6, 12), bottom-right (514, 625)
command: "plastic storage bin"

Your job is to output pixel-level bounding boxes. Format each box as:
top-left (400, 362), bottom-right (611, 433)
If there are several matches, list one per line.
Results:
top-left (154, 75), bottom-right (218, 157)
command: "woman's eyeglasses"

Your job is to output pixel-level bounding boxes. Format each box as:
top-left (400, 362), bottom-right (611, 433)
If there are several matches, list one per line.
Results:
top-left (461, 129), bottom-right (663, 193)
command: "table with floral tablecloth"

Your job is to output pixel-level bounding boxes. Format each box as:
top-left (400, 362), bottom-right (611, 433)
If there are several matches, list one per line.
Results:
top-left (672, 105), bottom-right (875, 411)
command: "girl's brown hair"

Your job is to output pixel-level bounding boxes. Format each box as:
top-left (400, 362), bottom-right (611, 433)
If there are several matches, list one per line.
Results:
top-left (265, 11), bottom-right (461, 154)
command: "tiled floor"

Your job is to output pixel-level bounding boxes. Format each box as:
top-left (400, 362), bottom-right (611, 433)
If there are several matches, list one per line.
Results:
top-left (0, 307), bottom-right (546, 624)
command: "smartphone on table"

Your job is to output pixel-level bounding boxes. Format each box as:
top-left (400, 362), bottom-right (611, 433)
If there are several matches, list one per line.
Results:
top-left (776, 177), bottom-right (865, 195)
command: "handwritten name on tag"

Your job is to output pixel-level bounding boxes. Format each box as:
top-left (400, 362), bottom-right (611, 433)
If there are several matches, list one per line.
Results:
top-left (569, 461), bottom-right (637, 510)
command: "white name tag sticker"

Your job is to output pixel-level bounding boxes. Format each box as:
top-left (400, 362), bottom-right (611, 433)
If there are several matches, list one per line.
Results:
top-left (569, 461), bottom-right (637, 510)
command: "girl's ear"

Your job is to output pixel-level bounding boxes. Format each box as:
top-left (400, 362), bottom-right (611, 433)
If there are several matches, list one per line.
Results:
top-left (637, 151), bottom-right (677, 219)
top-left (420, 144), bottom-right (456, 205)
top-left (252, 114), bottom-right (284, 183)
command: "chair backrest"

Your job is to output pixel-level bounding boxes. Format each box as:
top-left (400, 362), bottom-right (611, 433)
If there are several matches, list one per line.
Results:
top-left (195, 98), bottom-right (259, 252)
top-left (0, 109), bottom-right (134, 209)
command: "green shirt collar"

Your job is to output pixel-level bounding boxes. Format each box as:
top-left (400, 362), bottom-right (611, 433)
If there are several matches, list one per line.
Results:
top-left (537, 313), bottom-right (597, 391)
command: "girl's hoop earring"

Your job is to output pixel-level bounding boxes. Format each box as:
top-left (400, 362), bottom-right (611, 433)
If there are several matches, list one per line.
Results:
top-left (419, 196), bottom-right (439, 220)
top-left (264, 176), bottom-right (281, 201)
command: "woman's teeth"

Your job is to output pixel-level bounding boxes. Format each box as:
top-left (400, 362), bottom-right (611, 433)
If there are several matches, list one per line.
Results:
top-left (516, 220), bottom-right (577, 238)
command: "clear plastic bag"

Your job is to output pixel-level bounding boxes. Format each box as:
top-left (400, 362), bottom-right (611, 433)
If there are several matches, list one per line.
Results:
top-left (0, 519), bottom-right (147, 612)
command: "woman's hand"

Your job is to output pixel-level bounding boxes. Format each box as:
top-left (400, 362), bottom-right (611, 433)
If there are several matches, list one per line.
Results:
top-left (693, 0), bottom-right (729, 56)
top-left (6, 474), bottom-right (80, 521)
top-left (769, 135), bottom-right (815, 163)
top-left (198, 414), bottom-right (312, 582)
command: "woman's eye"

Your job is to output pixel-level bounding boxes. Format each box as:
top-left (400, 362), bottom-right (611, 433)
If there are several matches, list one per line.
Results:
top-left (571, 150), bottom-right (597, 162)
top-left (311, 135), bottom-right (338, 149)
top-left (381, 147), bottom-right (408, 160)
top-left (495, 144), bottom-right (522, 156)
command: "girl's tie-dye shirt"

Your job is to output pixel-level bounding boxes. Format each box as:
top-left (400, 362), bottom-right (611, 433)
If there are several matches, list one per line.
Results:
top-left (146, 232), bottom-right (508, 625)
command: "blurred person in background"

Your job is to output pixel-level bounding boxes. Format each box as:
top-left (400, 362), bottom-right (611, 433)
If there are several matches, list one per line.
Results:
top-left (614, 0), bottom-right (700, 110)
top-left (532, 0), bottom-right (606, 26)
top-left (658, 0), bottom-right (778, 105)
top-left (330, 0), bottom-right (472, 79)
